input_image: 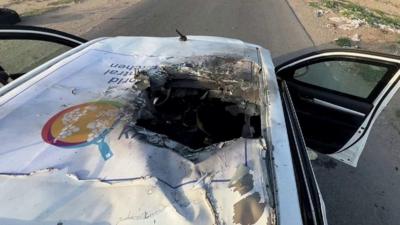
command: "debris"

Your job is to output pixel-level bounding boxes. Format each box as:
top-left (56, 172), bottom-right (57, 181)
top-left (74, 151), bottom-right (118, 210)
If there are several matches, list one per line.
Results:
top-left (132, 56), bottom-right (262, 150)
top-left (133, 74), bottom-right (151, 90)
top-left (329, 17), bottom-right (364, 30)
top-left (316, 10), bottom-right (325, 18)
top-left (136, 87), bottom-right (261, 149)
top-left (351, 34), bottom-right (361, 42)
top-left (326, 23), bottom-right (337, 29)
top-left (351, 19), bottom-right (365, 28)
top-left (329, 17), bottom-right (349, 23)
top-left (378, 24), bottom-right (400, 34)
top-left (306, 149), bottom-right (318, 161)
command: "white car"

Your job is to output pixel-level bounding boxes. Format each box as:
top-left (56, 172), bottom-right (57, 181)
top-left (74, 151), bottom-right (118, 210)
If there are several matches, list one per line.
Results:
top-left (0, 26), bottom-right (399, 225)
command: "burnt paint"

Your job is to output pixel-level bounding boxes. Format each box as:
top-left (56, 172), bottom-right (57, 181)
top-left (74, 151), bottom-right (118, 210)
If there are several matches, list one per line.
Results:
top-left (233, 192), bottom-right (266, 225)
top-left (229, 172), bottom-right (254, 195)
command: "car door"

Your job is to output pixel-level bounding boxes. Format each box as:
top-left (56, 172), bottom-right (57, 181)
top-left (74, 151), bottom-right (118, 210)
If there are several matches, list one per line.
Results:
top-left (0, 25), bottom-right (86, 87)
top-left (276, 49), bottom-right (400, 167)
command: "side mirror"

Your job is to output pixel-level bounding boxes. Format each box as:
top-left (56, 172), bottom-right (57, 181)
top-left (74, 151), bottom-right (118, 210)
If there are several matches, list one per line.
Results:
top-left (0, 66), bottom-right (9, 86)
top-left (0, 8), bottom-right (21, 25)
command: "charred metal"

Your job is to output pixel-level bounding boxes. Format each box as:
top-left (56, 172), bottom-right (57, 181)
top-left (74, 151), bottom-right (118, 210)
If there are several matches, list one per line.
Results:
top-left (128, 56), bottom-right (262, 151)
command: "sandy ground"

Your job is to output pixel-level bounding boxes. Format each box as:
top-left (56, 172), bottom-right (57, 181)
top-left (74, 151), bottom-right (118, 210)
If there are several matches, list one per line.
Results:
top-left (350, 0), bottom-right (400, 17)
top-left (0, 0), bottom-right (142, 36)
top-left (0, 0), bottom-right (75, 16)
top-left (288, 0), bottom-right (400, 55)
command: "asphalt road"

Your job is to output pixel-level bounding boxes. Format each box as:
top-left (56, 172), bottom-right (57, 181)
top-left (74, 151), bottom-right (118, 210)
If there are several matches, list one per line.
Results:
top-left (85, 1), bottom-right (400, 224)
top-left (85, 0), bottom-right (313, 58)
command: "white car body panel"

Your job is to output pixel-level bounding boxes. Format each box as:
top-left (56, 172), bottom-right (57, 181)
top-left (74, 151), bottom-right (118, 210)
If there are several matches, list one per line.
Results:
top-left (0, 37), bottom-right (303, 225)
top-left (257, 48), bottom-right (303, 225)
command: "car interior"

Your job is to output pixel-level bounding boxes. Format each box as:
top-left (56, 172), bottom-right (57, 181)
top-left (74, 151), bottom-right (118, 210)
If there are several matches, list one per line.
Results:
top-left (278, 56), bottom-right (399, 154)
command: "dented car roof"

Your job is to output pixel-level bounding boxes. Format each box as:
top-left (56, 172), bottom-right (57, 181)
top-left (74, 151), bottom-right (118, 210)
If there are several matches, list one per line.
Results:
top-left (0, 36), bottom-right (280, 225)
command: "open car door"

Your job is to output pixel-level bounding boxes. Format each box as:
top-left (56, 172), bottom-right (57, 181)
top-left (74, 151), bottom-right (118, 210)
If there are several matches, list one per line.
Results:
top-left (0, 25), bottom-right (86, 87)
top-left (276, 49), bottom-right (400, 167)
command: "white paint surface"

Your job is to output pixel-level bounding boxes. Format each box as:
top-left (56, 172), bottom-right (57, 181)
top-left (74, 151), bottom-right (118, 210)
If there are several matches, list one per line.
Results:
top-left (0, 37), bottom-right (278, 225)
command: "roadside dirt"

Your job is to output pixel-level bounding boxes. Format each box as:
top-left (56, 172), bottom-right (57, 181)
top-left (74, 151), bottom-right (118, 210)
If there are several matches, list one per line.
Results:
top-left (349, 0), bottom-right (400, 17)
top-left (0, 0), bottom-right (142, 36)
top-left (288, 0), bottom-right (400, 55)
top-left (1, 0), bottom-right (78, 17)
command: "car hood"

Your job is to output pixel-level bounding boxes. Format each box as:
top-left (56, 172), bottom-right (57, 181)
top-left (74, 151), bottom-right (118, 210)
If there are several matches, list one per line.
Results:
top-left (0, 36), bottom-right (274, 225)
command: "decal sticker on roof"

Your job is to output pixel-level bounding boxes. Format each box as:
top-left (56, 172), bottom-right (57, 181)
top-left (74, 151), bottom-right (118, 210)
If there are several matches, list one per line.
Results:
top-left (42, 101), bottom-right (122, 160)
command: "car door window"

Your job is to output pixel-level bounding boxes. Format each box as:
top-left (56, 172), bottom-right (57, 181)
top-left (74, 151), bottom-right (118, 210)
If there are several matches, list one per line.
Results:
top-left (0, 39), bottom-right (71, 79)
top-left (277, 51), bottom-right (400, 166)
top-left (0, 25), bottom-right (86, 87)
top-left (293, 60), bottom-right (389, 99)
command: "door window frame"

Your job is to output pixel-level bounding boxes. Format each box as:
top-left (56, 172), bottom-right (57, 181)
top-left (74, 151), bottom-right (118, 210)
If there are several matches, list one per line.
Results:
top-left (0, 25), bottom-right (87, 93)
top-left (0, 25), bottom-right (86, 47)
top-left (278, 56), bottom-right (399, 103)
top-left (276, 49), bottom-right (400, 166)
